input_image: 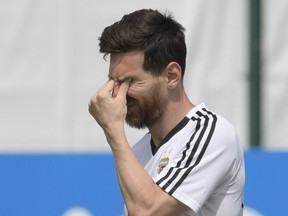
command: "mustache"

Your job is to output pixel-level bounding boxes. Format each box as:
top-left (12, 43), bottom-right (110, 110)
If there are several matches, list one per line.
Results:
top-left (126, 96), bottom-right (137, 106)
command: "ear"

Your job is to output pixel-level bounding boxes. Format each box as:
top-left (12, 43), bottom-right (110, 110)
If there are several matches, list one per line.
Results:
top-left (165, 62), bottom-right (182, 89)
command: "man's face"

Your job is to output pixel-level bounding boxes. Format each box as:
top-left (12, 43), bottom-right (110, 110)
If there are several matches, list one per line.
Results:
top-left (109, 51), bottom-right (168, 129)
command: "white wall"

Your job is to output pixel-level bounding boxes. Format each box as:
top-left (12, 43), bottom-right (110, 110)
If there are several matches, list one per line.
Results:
top-left (0, 0), bottom-right (287, 152)
top-left (262, 0), bottom-right (288, 149)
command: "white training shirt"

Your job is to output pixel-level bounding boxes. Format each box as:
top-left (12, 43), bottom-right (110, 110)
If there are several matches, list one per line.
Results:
top-left (123, 103), bottom-right (245, 216)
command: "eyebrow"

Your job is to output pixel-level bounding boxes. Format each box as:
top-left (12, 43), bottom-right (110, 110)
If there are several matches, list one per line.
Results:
top-left (108, 73), bottom-right (129, 83)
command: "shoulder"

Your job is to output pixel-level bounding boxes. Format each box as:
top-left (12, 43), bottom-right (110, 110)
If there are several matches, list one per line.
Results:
top-left (199, 108), bottom-right (244, 172)
top-left (190, 104), bottom-right (242, 161)
top-left (192, 104), bottom-right (238, 146)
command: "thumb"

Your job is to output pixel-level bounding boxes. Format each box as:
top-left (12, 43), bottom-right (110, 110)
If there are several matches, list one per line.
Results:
top-left (117, 79), bottom-right (132, 99)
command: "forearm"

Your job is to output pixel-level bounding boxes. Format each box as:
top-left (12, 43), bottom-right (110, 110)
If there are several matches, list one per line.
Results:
top-left (108, 134), bottom-right (157, 214)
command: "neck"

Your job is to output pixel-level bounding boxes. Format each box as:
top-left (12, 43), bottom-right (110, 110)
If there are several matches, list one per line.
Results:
top-left (149, 93), bottom-right (195, 147)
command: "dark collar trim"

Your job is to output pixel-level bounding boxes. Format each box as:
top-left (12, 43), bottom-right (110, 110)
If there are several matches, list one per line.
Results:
top-left (150, 116), bottom-right (190, 155)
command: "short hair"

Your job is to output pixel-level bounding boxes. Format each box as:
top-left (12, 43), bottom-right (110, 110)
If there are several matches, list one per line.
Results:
top-left (99, 9), bottom-right (187, 77)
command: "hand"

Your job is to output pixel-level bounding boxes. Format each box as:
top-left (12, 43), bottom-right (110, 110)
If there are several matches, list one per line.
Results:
top-left (89, 79), bottom-right (131, 139)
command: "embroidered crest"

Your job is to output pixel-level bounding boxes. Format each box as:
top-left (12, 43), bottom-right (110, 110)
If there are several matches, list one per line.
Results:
top-left (158, 157), bottom-right (169, 174)
top-left (157, 149), bottom-right (172, 174)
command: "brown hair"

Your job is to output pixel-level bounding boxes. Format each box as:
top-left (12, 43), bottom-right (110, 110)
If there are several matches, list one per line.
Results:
top-left (99, 9), bottom-right (187, 77)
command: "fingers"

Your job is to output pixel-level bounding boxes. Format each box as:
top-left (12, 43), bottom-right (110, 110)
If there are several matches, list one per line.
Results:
top-left (94, 78), bottom-right (131, 100)
top-left (89, 79), bottom-right (114, 112)
top-left (117, 79), bottom-right (131, 99)
top-left (112, 82), bottom-right (120, 98)
top-left (98, 79), bottom-right (114, 96)
top-left (111, 79), bottom-right (131, 98)
top-left (88, 79), bottom-right (131, 126)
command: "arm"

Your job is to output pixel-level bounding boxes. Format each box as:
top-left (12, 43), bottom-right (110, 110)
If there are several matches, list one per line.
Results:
top-left (89, 79), bottom-right (189, 216)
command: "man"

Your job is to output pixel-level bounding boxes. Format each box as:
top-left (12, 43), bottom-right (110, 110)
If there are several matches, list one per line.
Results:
top-left (89, 9), bottom-right (245, 216)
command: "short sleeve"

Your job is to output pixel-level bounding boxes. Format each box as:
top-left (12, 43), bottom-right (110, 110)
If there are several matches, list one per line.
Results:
top-left (153, 117), bottom-right (240, 213)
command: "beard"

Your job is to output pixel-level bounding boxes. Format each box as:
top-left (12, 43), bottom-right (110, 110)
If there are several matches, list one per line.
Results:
top-left (125, 87), bottom-right (167, 129)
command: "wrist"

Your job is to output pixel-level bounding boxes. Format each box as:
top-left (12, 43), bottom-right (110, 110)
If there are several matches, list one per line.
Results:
top-left (104, 125), bottom-right (128, 150)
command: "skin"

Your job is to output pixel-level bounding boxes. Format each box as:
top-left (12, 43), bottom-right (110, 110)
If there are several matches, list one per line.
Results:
top-left (89, 51), bottom-right (195, 215)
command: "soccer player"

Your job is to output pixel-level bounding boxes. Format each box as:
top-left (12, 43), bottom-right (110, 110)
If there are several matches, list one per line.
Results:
top-left (89, 9), bottom-right (245, 216)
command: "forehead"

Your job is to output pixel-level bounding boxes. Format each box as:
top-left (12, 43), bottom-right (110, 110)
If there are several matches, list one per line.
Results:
top-left (109, 51), bottom-right (144, 79)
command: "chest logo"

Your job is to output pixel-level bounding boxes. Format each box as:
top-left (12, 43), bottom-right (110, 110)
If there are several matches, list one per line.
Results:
top-left (158, 157), bottom-right (169, 174)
